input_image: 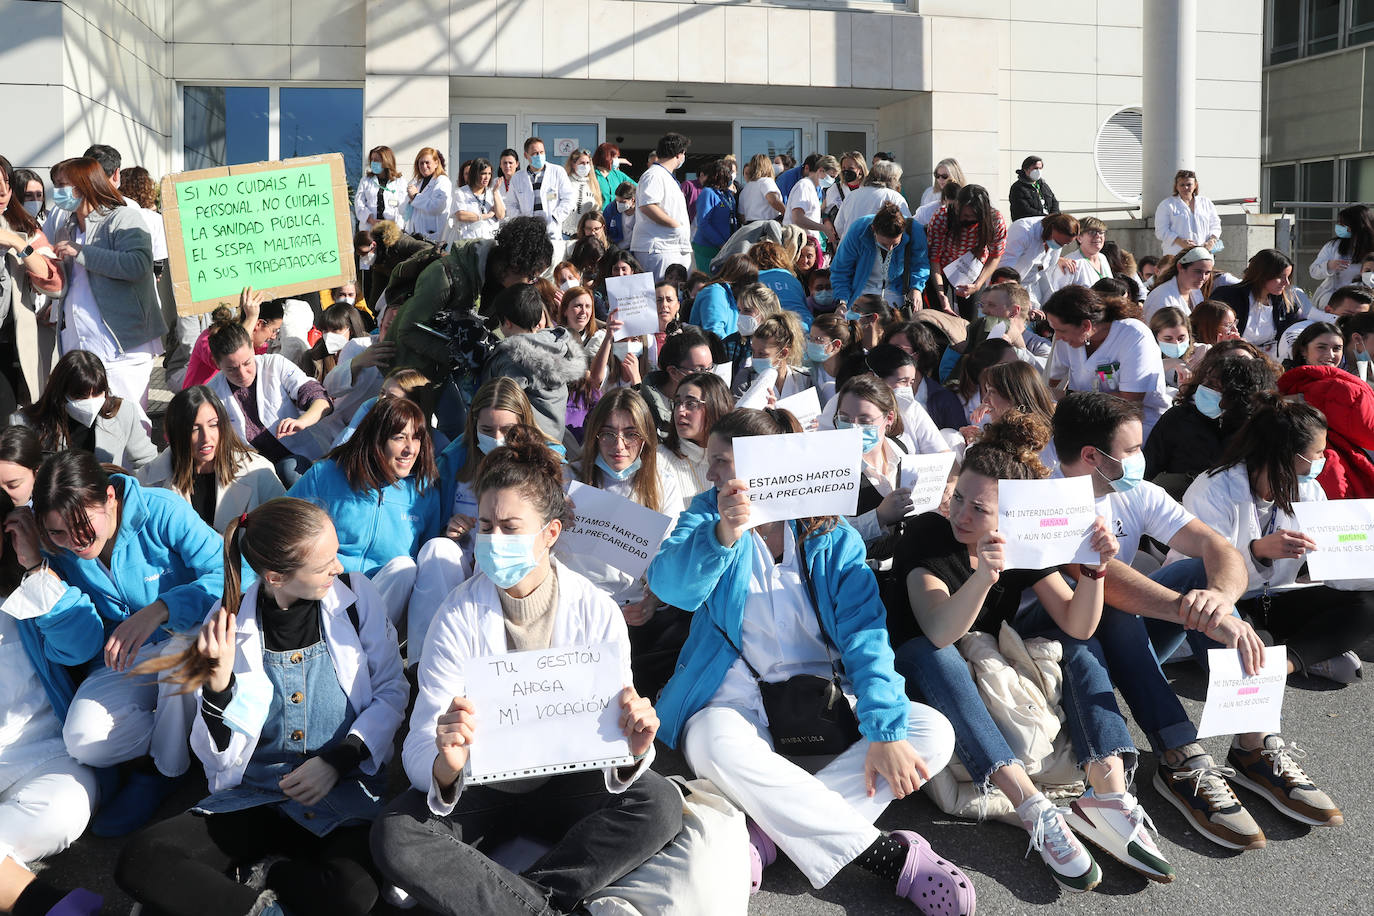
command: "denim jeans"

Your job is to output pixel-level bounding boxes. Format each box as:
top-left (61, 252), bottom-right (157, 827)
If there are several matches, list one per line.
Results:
top-left (894, 636), bottom-right (1023, 788)
top-left (1010, 608), bottom-right (1138, 775)
top-left (371, 770), bottom-right (682, 916)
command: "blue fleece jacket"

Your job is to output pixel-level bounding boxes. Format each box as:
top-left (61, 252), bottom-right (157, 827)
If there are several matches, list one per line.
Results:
top-left (689, 283), bottom-right (737, 338)
top-left (829, 213), bottom-right (931, 306)
top-left (758, 268), bottom-right (812, 331)
top-left (694, 187), bottom-right (737, 249)
top-left (14, 583), bottom-right (105, 721)
top-left (46, 474), bottom-right (223, 638)
top-left (646, 488), bottom-right (910, 748)
top-left (288, 459), bottom-right (442, 577)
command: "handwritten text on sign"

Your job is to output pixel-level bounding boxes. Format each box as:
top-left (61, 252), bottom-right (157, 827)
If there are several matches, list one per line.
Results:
top-left (1196, 646), bottom-right (1287, 739)
top-left (900, 451), bottom-right (958, 518)
top-left (1293, 499), bottom-right (1374, 582)
top-left (997, 476), bottom-right (1102, 569)
top-left (463, 643), bottom-right (632, 784)
top-left (733, 427), bottom-right (862, 528)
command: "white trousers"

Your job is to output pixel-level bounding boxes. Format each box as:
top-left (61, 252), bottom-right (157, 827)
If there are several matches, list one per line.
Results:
top-left (406, 537), bottom-right (474, 661)
top-left (682, 700), bottom-right (955, 888)
top-left (0, 755), bottom-right (97, 868)
top-left (370, 556), bottom-right (418, 632)
top-left (632, 249), bottom-right (692, 283)
top-left (63, 638), bottom-right (195, 777)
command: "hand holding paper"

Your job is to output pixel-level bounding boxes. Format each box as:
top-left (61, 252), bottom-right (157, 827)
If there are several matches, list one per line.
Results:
top-left (1292, 500), bottom-right (1374, 580)
top-left (899, 452), bottom-right (958, 518)
top-left (1196, 646), bottom-right (1287, 739)
top-left (732, 428), bottom-right (863, 528)
top-left (996, 476), bottom-right (1103, 569)
top-left (434, 695), bottom-right (477, 783)
top-left (605, 273), bottom-right (659, 339)
top-left (618, 686), bottom-right (659, 759)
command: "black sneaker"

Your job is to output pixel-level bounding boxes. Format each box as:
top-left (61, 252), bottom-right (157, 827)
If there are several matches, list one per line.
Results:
top-left (1153, 752), bottom-right (1264, 851)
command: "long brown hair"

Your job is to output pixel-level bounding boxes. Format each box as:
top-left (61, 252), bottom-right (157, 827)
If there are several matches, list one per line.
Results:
top-left (459, 378), bottom-right (543, 484)
top-left (581, 388), bottom-right (664, 512)
top-left (327, 396), bottom-right (436, 493)
top-left (664, 372), bottom-right (732, 458)
top-left (141, 498), bottom-right (334, 692)
top-left (21, 350), bottom-right (122, 451)
top-left (166, 386), bottom-right (257, 493)
top-left (54, 157), bottom-right (124, 212)
top-left (0, 155), bottom-right (40, 236)
top-left (710, 408), bottom-right (837, 543)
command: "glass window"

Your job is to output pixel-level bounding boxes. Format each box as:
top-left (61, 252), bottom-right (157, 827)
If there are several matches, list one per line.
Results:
top-left (1345, 156), bottom-right (1374, 202)
top-left (1298, 160), bottom-right (1338, 256)
top-left (183, 86), bottom-right (268, 171)
top-left (1352, 0), bottom-right (1374, 45)
top-left (1266, 163), bottom-right (1297, 211)
top-left (1269, 0), bottom-right (1302, 62)
top-left (824, 130), bottom-right (868, 159)
top-left (740, 127), bottom-right (801, 170)
top-left (281, 88), bottom-right (364, 191)
top-left (458, 123), bottom-right (509, 173)
top-left (530, 123), bottom-right (600, 166)
top-left (1306, 0), bottom-right (1342, 54)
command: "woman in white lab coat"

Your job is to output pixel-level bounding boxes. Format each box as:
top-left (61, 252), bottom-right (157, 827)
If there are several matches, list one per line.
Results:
top-left (353, 146), bottom-right (405, 230)
top-left (1308, 204), bottom-right (1374, 309)
top-left (1153, 169), bottom-right (1221, 256)
top-left (404, 146), bottom-right (453, 242)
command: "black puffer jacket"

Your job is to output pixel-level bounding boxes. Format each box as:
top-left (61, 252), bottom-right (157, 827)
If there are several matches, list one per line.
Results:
top-left (1008, 176), bottom-right (1060, 221)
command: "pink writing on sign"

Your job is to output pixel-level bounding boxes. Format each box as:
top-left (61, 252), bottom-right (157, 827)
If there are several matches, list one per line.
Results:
top-left (1238, 687), bottom-right (1260, 696)
top-left (1039, 517), bottom-right (1069, 528)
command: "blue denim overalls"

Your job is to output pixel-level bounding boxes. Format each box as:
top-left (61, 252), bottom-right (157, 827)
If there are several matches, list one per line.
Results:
top-left (194, 618), bottom-right (385, 837)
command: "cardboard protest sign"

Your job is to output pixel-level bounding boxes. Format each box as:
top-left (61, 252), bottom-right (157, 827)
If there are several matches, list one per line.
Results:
top-left (776, 387), bottom-right (821, 430)
top-left (562, 482), bottom-right (675, 580)
top-left (605, 272), bottom-right (658, 339)
top-left (464, 643), bottom-right (633, 784)
top-left (733, 427), bottom-right (862, 528)
top-left (997, 476), bottom-right (1101, 569)
top-left (1293, 499), bottom-right (1374, 581)
top-left (160, 153), bottom-right (355, 317)
top-left (1196, 646), bottom-right (1287, 739)
top-left (900, 452), bottom-right (958, 517)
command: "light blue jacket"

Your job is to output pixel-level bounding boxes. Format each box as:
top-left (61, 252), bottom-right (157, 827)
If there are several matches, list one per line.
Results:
top-left (436, 436), bottom-right (471, 521)
top-left (46, 474), bottom-right (224, 638)
top-left (17, 583), bottom-right (106, 721)
top-left (830, 213), bottom-right (931, 307)
top-left (689, 283), bottom-right (737, 338)
top-left (646, 488), bottom-right (910, 748)
top-left (288, 459), bottom-right (442, 577)
top-left (758, 268), bottom-right (812, 331)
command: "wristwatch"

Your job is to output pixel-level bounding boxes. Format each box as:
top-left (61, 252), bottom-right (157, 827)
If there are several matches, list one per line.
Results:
top-left (18, 243), bottom-right (34, 259)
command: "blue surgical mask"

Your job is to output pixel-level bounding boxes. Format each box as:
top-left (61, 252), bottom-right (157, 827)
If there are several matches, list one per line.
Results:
top-left (475, 531), bottom-right (542, 589)
top-left (813, 288), bottom-right (834, 307)
top-left (818, 175), bottom-right (836, 190)
top-left (845, 310), bottom-right (864, 322)
top-left (1097, 449), bottom-right (1145, 494)
top-left (837, 419), bottom-right (883, 453)
top-left (529, 153), bottom-right (546, 170)
top-left (369, 161), bottom-right (383, 175)
top-left (1335, 224), bottom-right (1352, 239)
top-left (218, 670), bottom-right (275, 739)
top-left (1193, 385), bottom-right (1224, 419)
top-left (1159, 340), bottom-right (1188, 359)
top-left (476, 431), bottom-right (504, 455)
top-left (1358, 348), bottom-right (1372, 363)
top-left (805, 341), bottom-right (830, 363)
top-left (23, 200), bottom-right (41, 218)
top-left (51, 187), bottom-right (81, 212)
top-left (595, 454), bottom-right (642, 481)
top-left (1298, 455), bottom-right (1326, 485)
top-left (750, 355), bottom-right (773, 373)
top-left (1045, 238), bottom-right (1063, 252)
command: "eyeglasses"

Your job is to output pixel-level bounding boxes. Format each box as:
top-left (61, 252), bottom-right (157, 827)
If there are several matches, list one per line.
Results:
top-left (835, 414), bottom-right (883, 427)
top-left (672, 396), bottom-right (706, 412)
top-left (1082, 230), bottom-right (1107, 238)
top-left (597, 429), bottom-right (644, 446)
top-left (675, 363), bottom-right (714, 375)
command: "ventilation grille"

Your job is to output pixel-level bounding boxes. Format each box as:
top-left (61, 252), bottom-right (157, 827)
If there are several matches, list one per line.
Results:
top-left (1095, 107), bottom-right (1143, 202)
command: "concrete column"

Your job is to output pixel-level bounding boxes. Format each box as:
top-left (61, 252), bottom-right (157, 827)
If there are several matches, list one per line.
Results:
top-left (1143, 0), bottom-right (1196, 210)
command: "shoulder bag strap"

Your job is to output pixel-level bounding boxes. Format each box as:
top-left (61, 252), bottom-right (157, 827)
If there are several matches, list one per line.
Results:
top-left (795, 529), bottom-right (846, 680)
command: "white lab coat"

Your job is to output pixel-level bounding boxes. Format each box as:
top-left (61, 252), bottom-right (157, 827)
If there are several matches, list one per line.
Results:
top-left (1308, 239), bottom-right (1364, 309)
top-left (354, 175), bottom-right (405, 228)
top-left (206, 354), bottom-right (331, 460)
top-left (136, 449), bottom-right (285, 533)
top-left (510, 166), bottom-right (575, 239)
top-left (406, 173), bottom-right (454, 241)
top-left (1153, 195), bottom-right (1221, 256)
top-left (403, 562), bottom-right (653, 815)
top-left (190, 575), bottom-right (408, 793)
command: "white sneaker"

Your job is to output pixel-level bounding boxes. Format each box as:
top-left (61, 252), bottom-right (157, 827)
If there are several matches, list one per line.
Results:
top-left (1066, 789), bottom-right (1175, 883)
top-left (1020, 800), bottom-right (1101, 893)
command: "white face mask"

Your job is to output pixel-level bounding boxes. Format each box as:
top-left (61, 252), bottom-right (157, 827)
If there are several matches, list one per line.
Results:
top-left (575, 163), bottom-right (591, 178)
top-left (1028, 168), bottom-right (1043, 181)
top-left (559, 278), bottom-right (579, 292)
top-left (893, 385), bottom-right (915, 406)
top-left (324, 332), bottom-right (349, 355)
top-left (1, 568), bottom-right (68, 621)
top-left (736, 314), bottom-right (759, 336)
top-left (359, 251), bottom-right (377, 270)
top-left (65, 395), bottom-right (105, 427)
top-left (612, 340), bottom-right (644, 360)
top-left (616, 199), bottom-right (632, 213)
top-left (1363, 271), bottom-right (1374, 288)
top-left (335, 296), bottom-right (355, 306)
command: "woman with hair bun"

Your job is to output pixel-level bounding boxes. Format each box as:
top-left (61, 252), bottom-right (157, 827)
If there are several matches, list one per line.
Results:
top-left (116, 497), bottom-right (407, 916)
top-left (893, 413), bottom-right (1163, 891)
top-left (372, 424), bottom-right (682, 916)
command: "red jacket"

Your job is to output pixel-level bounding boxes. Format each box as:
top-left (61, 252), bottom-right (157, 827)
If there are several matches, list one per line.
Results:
top-left (1278, 364), bottom-right (1374, 498)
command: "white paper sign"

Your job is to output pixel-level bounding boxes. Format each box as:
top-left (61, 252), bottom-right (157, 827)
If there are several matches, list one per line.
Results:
top-left (605, 272), bottom-right (658, 340)
top-left (562, 481), bottom-right (675, 580)
top-left (1196, 646), bottom-right (1287, 739)
top-left (776, 387), bottom-right (821, 429)
top-left (735, 367), bottom-right (777, 410)
top-left (464, 643), bottom-right (633, 784)
top-left (986, 318), bottom-right (1009, 341)
top-left (900, 452), bottom-right (958, 517)
top-left (997, 476), bottom-right (1101, 569)
top-left (943, 251), bottom-right (984, 289)
top-left (1293, 499), bottom-right (1374, 581)
top-left (733, 427), bottom-right (862, 528)
top-left (712, 361), bottom-right (733, 387)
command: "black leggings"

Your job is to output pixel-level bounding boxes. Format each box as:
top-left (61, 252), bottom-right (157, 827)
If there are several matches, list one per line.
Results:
top-left (115, 806), bottom-right (380, 916)
top-left (1241, 583), bottom-right (1374, 672)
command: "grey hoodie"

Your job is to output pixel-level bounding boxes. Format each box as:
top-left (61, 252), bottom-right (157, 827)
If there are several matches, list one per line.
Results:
top-left (482, 326), bottom-right (588, 439)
